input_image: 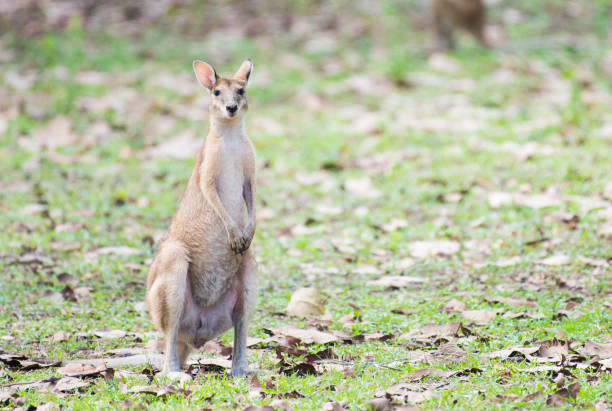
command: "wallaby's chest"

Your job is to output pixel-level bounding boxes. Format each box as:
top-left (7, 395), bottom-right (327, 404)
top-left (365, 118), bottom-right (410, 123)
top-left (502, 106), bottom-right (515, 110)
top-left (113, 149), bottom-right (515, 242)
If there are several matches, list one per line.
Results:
top-left (215, 140), bottom-right (246, 219)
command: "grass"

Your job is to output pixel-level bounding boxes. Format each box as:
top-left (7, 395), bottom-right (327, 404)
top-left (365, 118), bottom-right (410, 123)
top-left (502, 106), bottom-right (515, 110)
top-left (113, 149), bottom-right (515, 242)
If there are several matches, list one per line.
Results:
top-left (1, 1), bottom-right (611, 409)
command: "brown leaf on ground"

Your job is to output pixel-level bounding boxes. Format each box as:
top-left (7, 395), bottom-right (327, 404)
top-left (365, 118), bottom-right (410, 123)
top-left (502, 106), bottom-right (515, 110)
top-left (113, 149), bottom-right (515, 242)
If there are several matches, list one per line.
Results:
top-left (400, 322), bottom-right (472, 341)
top-left (60, 285), bottom-right (77, 302)
top-left (391, 308), bottom-right (421, 316)
top-left (522, 390), bottom-right (543, 401)
top-left (91, 329), bottom-right (128, 339)
top-left (406, 368), bottom-right (450, 381)
top-left (377, 382), bottom-right (439, 404)
top-left (580, 341), bottom-right (612, 358)
top-left (483, 346), bottom-right (539, 360)
top-left (129, 385), bottom-right (192, 397)
top-left (367, 398), bottom-right (391, 411)
top-left (249, 375), bottom-right (262, 393)
top-left (502, 311), bottom-right (546, 320)
top-left (85, 246), bottom-right (140, 261)
top-left (364, 332), bottom-right (394, 342)
top-left (462, 309), bottom-right (502, 324)
top-left (304, 347), bottom-right (338, 363)
top-left (50, 331), bottom-right (70, 342)
top-left (203, 340), bottom-right (232, 357)
top-left (269, 325), bottom-right (339, 345)
top-left (27, 116), bottom-right (80, 150)
top-left (539, 254), bottom-right (571, 266)
top-left (57, 362), bottom-right (114, 379)
top-left (280, 362), bottom-right (318, 376)
top-left (488, 296), bottom-right (536, 308)
top-left (342, 367), bottom-right (356, 378)
top-left (537, 339), bottom-right (569, 358)
top-left (50, 242), bottom-right (82, 252)
top-left (517, 365), bottom-right (562, 373)
top-left (443, 298), bottom-right (466, 312)
top-left (35, 402), bottom-right (58, 411)
top-left (0, 353), bottom-right (61, 370)
top-left (53, 376), bottom-right (90, 392)
top-left (433, 342), bottom-right (466, 363)
top-left (321, 402), bottom-right (347, 411)
top-left (286, 287), bottom-right (324, 317)
top-left (546, 382), bottom-right (580, 406)
top-left (194, 357), bottom-right (232, 370)
top-left (408, 240), bottom-right (460, 258)
top-left (369, 276), bottom-right (427, 288)
top-left (56, 273), bottom-right (77, 285)
top-left (576, 255), bottom-right (609, 267)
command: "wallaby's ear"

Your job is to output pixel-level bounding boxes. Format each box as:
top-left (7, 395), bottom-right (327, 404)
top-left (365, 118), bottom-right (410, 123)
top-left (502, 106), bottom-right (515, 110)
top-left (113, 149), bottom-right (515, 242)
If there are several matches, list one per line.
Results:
top-left (193, 60), bottom-right (217, 90)
top-left (233, 59), bottom-right (253, 83)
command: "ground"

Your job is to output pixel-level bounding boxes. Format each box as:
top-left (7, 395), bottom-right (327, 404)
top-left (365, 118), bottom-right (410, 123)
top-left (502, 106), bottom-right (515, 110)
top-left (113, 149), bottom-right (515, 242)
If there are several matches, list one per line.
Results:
top-left (0, 1), bottom-right (611, 410)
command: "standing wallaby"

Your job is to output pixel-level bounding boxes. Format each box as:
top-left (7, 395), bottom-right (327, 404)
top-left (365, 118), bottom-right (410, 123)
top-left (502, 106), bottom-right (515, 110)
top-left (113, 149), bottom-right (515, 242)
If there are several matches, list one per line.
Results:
top-left (146, 59), bottom-right (257, 378)
top-left (430, 0), bottom-right (488, 51)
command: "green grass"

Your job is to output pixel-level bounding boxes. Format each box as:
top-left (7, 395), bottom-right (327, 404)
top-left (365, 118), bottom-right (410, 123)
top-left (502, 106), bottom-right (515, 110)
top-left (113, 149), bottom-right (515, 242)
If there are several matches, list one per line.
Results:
top-left (1, 1), bottom-right (611, 409)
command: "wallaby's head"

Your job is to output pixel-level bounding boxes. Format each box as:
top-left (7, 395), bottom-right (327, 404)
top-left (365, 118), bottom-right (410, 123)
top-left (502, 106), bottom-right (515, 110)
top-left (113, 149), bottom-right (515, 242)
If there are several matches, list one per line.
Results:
top-left (193, 59), bottom-right (253, 120)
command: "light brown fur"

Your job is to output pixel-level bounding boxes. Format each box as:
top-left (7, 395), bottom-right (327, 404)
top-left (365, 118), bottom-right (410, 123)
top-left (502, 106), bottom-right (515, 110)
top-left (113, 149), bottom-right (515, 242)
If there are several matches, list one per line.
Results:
top-left (430, 0), bottom-right (488, 50)
top-left (146, 59), bottom-right (257, 377)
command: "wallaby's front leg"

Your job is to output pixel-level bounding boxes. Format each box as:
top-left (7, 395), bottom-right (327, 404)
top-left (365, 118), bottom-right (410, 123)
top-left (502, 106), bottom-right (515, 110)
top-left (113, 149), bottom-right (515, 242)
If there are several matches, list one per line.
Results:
top-left (240, 176), bottom-right (256, 254)
top-left (230, 250), bottom-right (258, 377)
top-left (200, 166), bottom-right (245, 254)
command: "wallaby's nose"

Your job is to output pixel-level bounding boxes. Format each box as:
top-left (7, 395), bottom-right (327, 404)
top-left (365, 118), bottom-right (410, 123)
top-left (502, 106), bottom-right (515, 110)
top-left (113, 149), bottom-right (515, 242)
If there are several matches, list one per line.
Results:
top-left (226, 105), bottom-right (238, 114)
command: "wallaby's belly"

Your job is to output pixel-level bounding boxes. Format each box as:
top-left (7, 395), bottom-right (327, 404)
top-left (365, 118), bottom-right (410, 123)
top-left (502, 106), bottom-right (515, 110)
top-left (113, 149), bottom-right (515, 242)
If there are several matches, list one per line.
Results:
top-left (179, 272), bottom-right (238, 348)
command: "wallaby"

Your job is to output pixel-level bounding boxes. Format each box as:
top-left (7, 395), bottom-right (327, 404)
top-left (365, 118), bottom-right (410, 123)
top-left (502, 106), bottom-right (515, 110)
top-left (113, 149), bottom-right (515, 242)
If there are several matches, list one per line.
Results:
top-left (430, 0), bottom-right (488, 51)
top-left (146, 59), bottom-right (257, 378)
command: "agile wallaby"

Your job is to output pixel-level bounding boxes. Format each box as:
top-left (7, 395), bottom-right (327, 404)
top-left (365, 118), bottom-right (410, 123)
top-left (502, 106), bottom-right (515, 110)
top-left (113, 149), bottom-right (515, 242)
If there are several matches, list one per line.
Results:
top-left (146, 59), bottom-right (257, 378)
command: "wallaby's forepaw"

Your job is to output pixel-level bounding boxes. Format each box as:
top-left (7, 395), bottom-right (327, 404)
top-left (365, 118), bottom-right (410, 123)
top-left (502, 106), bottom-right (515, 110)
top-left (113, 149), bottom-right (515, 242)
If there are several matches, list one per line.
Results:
top-left (228, 225), bottom-right (246, 255)
top-left (229, 229), bottom-right (253, 255)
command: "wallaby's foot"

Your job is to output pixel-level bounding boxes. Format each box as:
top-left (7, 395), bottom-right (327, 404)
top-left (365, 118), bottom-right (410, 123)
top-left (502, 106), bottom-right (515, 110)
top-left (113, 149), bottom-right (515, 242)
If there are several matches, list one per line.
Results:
top-left (229, 366), bottom-right (252, 378)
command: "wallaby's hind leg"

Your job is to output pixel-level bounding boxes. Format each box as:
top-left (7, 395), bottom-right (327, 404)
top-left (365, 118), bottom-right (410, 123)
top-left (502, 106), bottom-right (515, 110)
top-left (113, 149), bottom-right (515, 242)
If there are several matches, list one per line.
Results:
top-left (146, 240), bottom-right (189, 373)
top-left (230, 249), bottom-right (258, 377)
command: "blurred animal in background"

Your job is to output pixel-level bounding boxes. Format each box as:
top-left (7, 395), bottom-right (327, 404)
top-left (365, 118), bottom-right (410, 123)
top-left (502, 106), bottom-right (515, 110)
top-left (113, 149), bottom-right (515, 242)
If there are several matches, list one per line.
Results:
top-left (430, 0), bottom-right (488, 51)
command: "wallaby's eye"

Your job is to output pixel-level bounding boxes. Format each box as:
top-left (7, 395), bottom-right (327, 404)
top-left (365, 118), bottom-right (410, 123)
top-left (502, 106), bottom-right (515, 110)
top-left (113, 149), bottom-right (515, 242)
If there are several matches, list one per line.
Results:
top-left (213, 90), bottom-right (220, 96)
top-left (237, 88), bottom-right (244, 95)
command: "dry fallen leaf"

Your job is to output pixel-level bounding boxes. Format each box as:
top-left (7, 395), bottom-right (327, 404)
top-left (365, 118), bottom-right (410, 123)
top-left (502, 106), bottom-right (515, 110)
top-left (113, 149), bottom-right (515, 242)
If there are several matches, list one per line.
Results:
top-left (408, 241), bottom-right (460, 258)
top-left (406, 368), bottom-right (450, 381)
top-left (94, 330), bottom-right (127, 339)
top-left (344, 177), bottom-right (382, 199)
top-left (539, 254), bottom-right (571, 266)
top-left (286, 287), bottom-right (324, 317)
top-left (461, 309), bottom-right (502, 324)
top-left (488, 296), bottom-right (536, 308)
top-left (57, 362), bottom-right (114, 379)
top-left (400, 322), bottom-right (470, 340)
top-left (369, 276), bottom-right (427, 288)
top-left (376, 382), bottom-right (439, 404)
top-left (579, 341), bottom-right (612, 358)
top-left (443, 299), bottom-right (466, 312)
top-left (546, 382), bottom-right (580, 406)
top-left (269, 325), bottom-right (339, 345)
top-left (53, 376), bottom-right (90, 392)
top-left (50, 331), bottom-right (70, 342)
top-left (483, 346), bottom-right (539, 360)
